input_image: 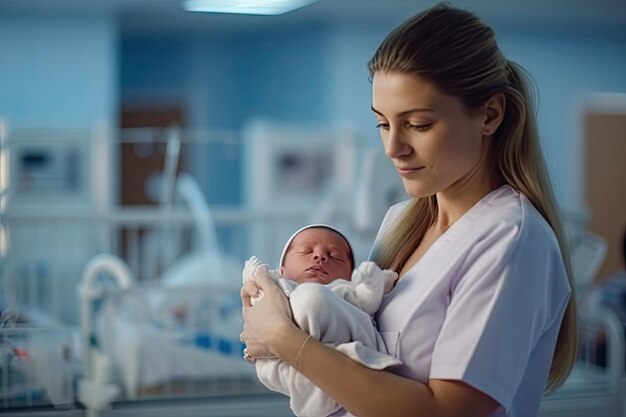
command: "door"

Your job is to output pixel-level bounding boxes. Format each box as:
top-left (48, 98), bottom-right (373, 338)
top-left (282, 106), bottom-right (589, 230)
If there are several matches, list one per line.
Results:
top-left (584, 98), bottom-right (626, 282)
top-left (119, 106), bottom-right (186, 205)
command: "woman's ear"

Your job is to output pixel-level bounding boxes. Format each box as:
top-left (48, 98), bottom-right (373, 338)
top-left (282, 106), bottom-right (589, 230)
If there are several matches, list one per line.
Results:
top-left (482, 93), bottom-right (506, 137)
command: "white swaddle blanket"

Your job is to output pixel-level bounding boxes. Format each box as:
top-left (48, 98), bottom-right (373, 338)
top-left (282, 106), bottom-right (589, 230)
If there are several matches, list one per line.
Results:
top-left (243, 257), bottom-right (402, 417)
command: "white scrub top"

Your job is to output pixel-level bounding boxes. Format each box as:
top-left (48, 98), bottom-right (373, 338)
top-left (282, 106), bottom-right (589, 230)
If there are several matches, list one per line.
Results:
top-left (334, 185), bottom-right (571, 417)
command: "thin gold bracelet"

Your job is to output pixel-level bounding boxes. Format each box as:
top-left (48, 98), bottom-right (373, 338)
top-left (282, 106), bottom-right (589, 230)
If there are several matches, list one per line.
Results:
top-left (295, 334), bottom-right (312, 371)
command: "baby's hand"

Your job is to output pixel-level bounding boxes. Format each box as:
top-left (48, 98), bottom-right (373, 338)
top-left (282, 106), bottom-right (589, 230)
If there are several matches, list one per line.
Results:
top-left (242, 256), bottom-right (268, 305)
top-left (351, 261), bottom-right (399, 314)
top-left (351, 261), bottom-right (383, 285)
top-left (351, 262), bottom-right (398, 288)
top-left (243, 256), bottom-right (260, 283)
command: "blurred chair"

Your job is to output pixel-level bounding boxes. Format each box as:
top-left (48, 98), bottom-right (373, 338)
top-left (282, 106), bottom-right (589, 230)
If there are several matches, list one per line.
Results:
top-left (539, 222), bottom-right (624, 417)
top-left (539, 306), bottom-right (624, 417)
top-left (564, 221), bottom-right (608, 298)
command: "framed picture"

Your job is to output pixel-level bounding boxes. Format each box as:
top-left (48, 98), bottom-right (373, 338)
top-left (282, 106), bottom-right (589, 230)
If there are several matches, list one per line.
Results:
top-left (243, 119), bottom-right (356, 211)
top-left (242, 119), bottom-right (357, 263)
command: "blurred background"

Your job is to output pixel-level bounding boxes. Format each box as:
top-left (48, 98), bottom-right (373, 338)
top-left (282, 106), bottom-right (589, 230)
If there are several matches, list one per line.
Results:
top-left (0, 0), bottom-right (625, 416)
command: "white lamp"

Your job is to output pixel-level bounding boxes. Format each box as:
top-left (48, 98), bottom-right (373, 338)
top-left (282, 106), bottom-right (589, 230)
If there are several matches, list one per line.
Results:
top-left (182, 0), bottom-right (318, 15)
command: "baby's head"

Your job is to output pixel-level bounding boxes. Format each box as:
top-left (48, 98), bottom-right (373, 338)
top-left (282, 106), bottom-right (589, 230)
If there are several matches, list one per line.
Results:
top-left (279, 225), bottom-right (354, 285)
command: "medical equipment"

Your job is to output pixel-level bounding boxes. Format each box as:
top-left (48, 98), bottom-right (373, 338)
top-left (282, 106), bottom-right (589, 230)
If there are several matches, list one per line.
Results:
top-left (539, 223), bottom-right (625, 417)
top-left (243, 119), bottom-right (360, 264)
top-left (64, 203), bottom-right (297, 416)
top-left (0, 125), bottom-right (304, 415)
top-left (78, 253), bottom-right (134, 416)
top-left (242, 119), bottom-right (408, 265)
top-left (564, 221), bottom-right (609, 296)
top-left (539, 306), bottom-right (625, 417)
top-left (0, 324), bottom-right (74, 410)
top-left (77, 253), bottom-right (269, 416)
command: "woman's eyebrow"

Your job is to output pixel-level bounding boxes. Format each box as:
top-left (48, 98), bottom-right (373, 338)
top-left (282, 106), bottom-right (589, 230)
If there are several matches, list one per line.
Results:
top-left (371, 106), bottom-right (435, 117)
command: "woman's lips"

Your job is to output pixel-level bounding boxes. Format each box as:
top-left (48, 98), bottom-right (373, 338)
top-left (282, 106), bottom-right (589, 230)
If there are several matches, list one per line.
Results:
top-left (396, 167), bottom-right (424, 177)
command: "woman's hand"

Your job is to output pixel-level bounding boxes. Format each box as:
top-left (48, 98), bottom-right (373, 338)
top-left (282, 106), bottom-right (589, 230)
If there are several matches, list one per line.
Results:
top-left (240, 264), bottom-right (296, 361)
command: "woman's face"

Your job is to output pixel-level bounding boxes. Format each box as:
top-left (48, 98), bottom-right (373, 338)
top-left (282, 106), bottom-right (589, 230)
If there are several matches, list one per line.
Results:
top-left (280, 228), bottom-right (353, 285)
top-left (371, 71), bottom-right (492, 199)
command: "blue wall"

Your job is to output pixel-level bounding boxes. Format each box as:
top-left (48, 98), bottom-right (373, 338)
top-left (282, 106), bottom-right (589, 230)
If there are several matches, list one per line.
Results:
top-left (497, 29), bottom-right (626, 212)
top-left (120, 27), bottom-right (333, 204)
top-left (320, 23), bottom-right (626, 214)
top-left (120, 26), bottom-right (332, 129)
top-left (0, 15), bottom-right (117, 130)
top-left (2, 13), bottom-right (624, 214)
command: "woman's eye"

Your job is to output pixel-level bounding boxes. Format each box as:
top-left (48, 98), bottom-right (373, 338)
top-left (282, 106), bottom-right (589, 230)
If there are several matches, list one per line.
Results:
top-left (375, 122), bottom-right (389, 130)
top-left (408, 123), bottom-right (432, 132)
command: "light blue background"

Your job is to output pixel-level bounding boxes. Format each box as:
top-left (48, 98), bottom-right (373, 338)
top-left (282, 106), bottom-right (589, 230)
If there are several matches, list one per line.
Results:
top-left (1, 11), bottom-right (625, 214)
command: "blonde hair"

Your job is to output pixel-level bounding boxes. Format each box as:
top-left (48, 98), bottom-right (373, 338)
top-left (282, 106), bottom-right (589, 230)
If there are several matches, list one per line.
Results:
top-left (368, 3), bottom-right (577, 394)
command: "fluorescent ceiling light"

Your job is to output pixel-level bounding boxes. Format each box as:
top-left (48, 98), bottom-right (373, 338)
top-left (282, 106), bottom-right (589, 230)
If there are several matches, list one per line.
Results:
top-left (183, 0), bottom-right (318, 15)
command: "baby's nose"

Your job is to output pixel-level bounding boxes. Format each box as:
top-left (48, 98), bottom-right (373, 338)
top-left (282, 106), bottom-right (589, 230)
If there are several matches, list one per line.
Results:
top-left (312, 251), bottom-right (328, 262)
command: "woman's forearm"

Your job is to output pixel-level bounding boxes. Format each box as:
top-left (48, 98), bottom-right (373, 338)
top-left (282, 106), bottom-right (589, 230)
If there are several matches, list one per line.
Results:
top-left (272, 323), bottom-right (435, 417)
top-left (243, 272), bottom-right (497, 417)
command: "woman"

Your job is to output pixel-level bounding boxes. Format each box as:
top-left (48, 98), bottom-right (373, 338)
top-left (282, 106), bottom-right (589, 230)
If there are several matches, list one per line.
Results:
top-left (241, 4), bottom-right (578, 417)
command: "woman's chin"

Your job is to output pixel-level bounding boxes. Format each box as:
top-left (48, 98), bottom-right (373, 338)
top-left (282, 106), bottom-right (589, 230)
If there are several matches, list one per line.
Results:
top-left (404, 185), bottom-right (433, 199)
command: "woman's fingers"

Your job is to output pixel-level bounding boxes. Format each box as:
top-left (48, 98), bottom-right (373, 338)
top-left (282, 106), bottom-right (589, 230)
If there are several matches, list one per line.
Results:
top-left (252, 264), bottom-right (279, 292)
top-left (240, 263), bottom-right (272, 307)
top-left (240, 262), bottom-right (295, 360)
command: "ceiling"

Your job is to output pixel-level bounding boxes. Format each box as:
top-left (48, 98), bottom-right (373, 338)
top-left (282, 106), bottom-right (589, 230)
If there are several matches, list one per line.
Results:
top-left (1, 0), bottom-right (626, 35)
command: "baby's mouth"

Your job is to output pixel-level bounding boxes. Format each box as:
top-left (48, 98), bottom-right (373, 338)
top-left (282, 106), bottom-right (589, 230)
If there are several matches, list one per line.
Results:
top-left (307, 265), bottom-right (328, 275)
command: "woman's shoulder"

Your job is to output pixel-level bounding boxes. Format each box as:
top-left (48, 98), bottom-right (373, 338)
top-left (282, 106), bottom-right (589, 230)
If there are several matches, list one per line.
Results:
top-left (479, 185), bottom-right (558, 248)
top-left (461, 187), bottom-right (569, 305)
top-left (379, 186), bottom-right (560, 251)
top-left (460, 186), bottom-right (570, 310)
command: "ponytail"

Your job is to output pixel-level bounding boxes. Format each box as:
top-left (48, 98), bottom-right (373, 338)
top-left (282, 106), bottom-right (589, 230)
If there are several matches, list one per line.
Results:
top-left (500, 61), bottom-right (578, 393)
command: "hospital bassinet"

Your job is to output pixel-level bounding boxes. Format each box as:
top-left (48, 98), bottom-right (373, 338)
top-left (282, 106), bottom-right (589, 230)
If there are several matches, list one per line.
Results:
top-left (0, 323), bottom-right (74, 410)
top-left (0, 125), bottom-right (321, 415)
top-left (539, 306), bottom-right (625, 417)
top-left (0, 210), bottom-right (299, 416)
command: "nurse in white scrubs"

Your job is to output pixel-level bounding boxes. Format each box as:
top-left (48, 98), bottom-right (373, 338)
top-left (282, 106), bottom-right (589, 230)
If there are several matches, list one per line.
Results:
top-left (240, 4), bottom-right (578, 417)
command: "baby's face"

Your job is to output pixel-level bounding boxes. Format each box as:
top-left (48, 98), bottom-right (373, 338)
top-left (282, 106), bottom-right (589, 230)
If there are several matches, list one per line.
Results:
top-left (281, 228), bottom-right (353, 285)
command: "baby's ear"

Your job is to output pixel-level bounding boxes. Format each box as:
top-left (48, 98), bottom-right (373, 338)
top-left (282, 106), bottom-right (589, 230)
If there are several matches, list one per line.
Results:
top-left (280, 266), bottom-right (285, 275)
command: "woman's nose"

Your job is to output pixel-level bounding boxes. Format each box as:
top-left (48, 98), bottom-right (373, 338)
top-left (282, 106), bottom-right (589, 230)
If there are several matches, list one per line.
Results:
top-left (384, 128), bottom-right (412, 159)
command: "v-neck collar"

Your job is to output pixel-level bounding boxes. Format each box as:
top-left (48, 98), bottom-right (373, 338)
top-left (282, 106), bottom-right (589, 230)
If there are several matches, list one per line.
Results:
top-left (388, 185), bottom-right (514, 293)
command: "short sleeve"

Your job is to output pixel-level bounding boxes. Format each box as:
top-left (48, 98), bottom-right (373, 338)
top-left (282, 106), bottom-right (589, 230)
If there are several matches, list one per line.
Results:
top-left (429, 216), bottom-right (570, 411)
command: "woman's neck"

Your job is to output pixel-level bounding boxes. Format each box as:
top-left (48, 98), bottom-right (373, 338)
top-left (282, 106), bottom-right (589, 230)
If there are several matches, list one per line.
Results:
top-left (433, 173), bottom-right (504, 234)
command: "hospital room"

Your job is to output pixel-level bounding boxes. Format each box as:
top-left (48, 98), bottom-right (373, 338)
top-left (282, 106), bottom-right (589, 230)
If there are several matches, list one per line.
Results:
top-left (0, 0), bottom-right (625, 416)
